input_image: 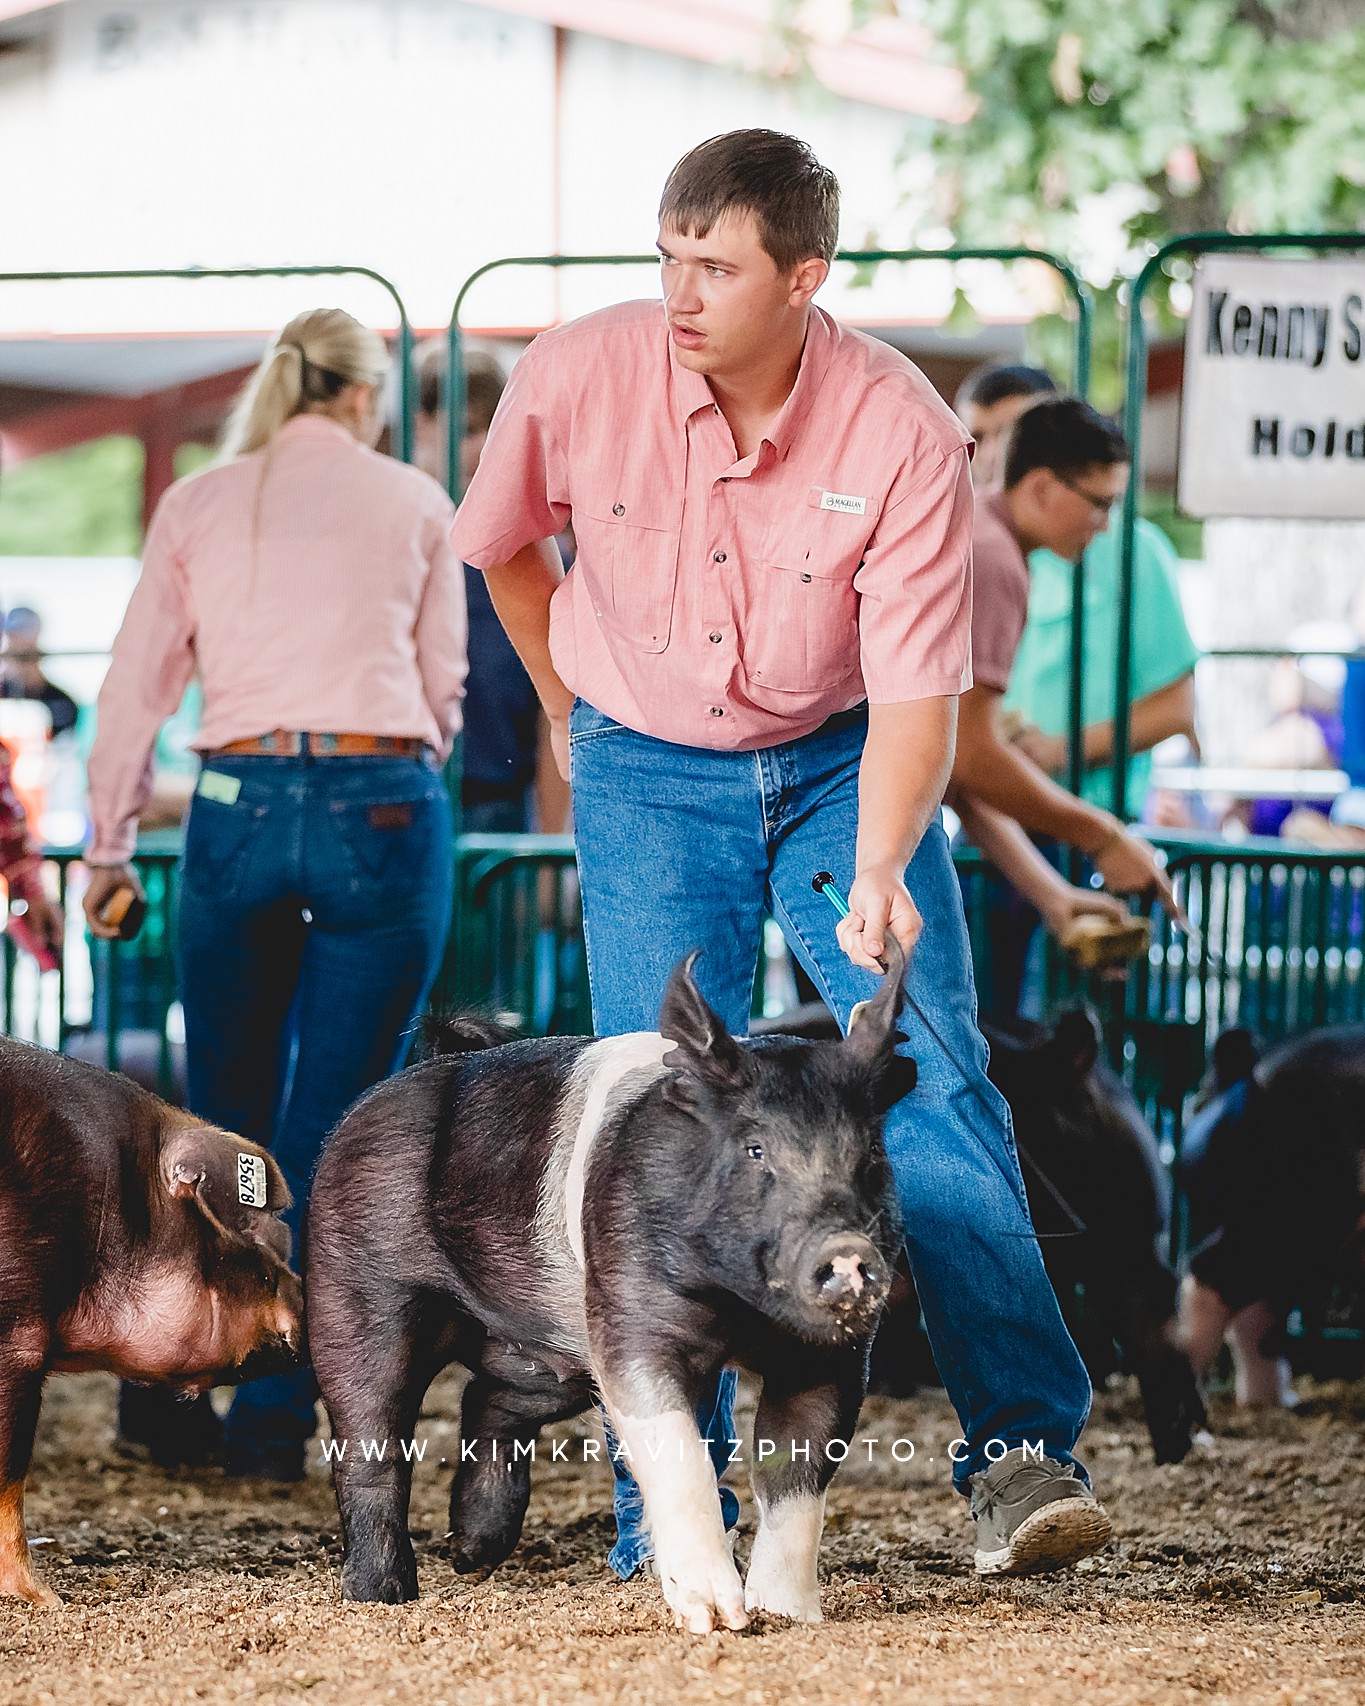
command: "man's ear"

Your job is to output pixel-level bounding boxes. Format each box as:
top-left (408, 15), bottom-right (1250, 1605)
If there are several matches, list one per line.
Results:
top-left (787, 255), bottom-right (829, 309)
top-left (658, 952), bottom-right (748, 1092)
top-left (160, 1126), bottom-right (292, 1260)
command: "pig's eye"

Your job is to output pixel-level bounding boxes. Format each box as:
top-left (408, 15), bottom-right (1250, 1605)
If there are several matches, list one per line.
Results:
top-left (745, 1143), bottom-right (765, 1162)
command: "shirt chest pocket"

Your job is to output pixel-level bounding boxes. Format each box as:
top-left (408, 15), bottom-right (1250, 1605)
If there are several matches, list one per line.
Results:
top-left (739, 488), bottom-right (879, 694)
top-left (575, 487), bottom-right (682, 654)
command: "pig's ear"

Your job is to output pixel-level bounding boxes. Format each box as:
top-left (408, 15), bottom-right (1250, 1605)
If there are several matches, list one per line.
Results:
top-left (843, 936), bottom-right (916, 1111)
top-left (659, 951), bottom-right (747, 1090)
top-left (843, 934), bottom-right (907, 1062)
top-left (161, 1127), bottom-right (292, 1258)
top-left (1050, 1008), bottom-right (1099, 1077)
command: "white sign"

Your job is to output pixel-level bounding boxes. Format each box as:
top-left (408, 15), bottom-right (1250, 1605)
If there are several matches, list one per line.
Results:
top-left (1178, 254), bottom-right (1365, 519)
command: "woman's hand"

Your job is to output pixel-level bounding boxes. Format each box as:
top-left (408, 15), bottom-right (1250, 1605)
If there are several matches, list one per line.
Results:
top-left (82, 863), bottom-right (147, 940)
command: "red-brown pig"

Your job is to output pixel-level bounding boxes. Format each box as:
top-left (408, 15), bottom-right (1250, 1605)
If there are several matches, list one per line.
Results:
top-left (0, 1039), bottom-right (303, 1606)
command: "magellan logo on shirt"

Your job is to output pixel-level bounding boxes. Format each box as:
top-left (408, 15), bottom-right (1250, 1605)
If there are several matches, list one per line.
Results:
top-left (819, 490), bottom-right (868, 515)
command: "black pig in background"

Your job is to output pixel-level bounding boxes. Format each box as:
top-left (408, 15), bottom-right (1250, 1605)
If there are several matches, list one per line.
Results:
top-left (307, 944), bottom-right (913, 1633)
top-left (1177, 1025), bottom-right (1365, 1406)
top-left (756, 1003), bottom-right (1206, 1466)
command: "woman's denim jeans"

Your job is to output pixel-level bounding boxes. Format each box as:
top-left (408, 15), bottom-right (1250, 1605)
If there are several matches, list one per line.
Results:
top-left (568, 699), bottom-right (1093, 1579)
top-left (176, 751), bottom-right (454, 1453)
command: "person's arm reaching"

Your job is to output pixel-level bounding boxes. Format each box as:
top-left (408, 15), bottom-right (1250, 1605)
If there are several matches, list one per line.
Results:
top-left (953, 681), bottom-right (1183, 917)
top-left (953, 793), bottom-right (1128, 940)
top-left (482, 539), bottom-right (575, 779)
top-left (842, 697), bottom-right (957, 971)
top-left (84, 497), bottom-right (196, 938)
top-left (1015, 671), bottom-right (1198, 774)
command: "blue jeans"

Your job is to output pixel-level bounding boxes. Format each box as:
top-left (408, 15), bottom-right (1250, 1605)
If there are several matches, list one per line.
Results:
top-left (569, 699), bottom-right (1093, 1573)
top-left (176, 752), bottom-right (454, 1450)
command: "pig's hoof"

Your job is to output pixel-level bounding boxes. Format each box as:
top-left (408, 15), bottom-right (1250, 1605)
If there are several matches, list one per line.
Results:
top-left (1, 1573), bottom-right (62, 1609)
top-left (658, 1554), bottom-right (749, 1634)
top-left (340, 1555), bottom-right (418, 1604)
top-left (449, 1535), bottom-right (515, 1576)
top-left (743, 1573), bottom-right (822, 1623)
top-left (447, 1515), bottom-right (521, 1576)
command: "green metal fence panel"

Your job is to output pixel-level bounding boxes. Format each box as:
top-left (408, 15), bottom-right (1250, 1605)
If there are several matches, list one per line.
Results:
top-left (1116, 232), bottom-right (1365, 819)
top-left (446, 245), bottom-right (1092, 501)
top-left (0, 265), bottom-right (419, 463)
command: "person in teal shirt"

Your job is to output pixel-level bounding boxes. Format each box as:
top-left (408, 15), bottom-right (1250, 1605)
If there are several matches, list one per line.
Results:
top-left (956, 365), bottom-right (1199, 819)
top-left (1004, 519), bottom-right (1200, 816)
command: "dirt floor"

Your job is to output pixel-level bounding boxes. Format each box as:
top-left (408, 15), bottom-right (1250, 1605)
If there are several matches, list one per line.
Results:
top-left (3, 1369), bottom-right (1363, 1706)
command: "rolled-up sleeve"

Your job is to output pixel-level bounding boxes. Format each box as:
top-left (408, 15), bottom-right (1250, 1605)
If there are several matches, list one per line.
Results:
top-left (450, 344), bottom-right (571, 570)
top-left (86, 494), bottom-right (197, 864)
top-left (415, 506), bottom-right (469, 758)
top-left (854, 444), bottom-right (974, 703)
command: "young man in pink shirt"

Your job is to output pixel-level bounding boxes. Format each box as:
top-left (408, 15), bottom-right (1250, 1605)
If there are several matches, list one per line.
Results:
top-left (453, 131), bottom-right (1112, 1619)
top-left (952, 399), bottom-right (1182, 890)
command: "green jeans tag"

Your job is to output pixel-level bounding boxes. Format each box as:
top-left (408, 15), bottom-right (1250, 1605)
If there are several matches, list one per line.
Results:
top-left (197, 769), bottom-right (242, 805)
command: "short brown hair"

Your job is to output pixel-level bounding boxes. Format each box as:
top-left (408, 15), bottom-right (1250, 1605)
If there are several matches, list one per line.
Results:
top-left (659, 130), bottom-right (839, 273)
top-left (417, 341), bottom-right (506, 427)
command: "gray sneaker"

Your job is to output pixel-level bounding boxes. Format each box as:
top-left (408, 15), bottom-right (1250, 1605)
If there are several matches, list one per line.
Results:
top-left (969, 1448), bottom-right (1113, 1576)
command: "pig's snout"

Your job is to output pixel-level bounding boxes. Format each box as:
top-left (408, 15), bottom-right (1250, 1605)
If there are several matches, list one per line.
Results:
top-left (806, 1235), bottom-right (888, 1325)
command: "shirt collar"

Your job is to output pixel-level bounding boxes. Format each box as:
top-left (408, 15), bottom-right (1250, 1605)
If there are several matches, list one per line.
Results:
top-left (762, 307), bottom-right (835, 460)
top-left (275, 413), bottom-right (358, 448)
top-left (666, 304), bottom-right (837, 461)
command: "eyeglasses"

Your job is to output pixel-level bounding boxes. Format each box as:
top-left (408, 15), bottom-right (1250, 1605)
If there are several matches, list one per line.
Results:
top-left (1052, 471), bottom-right (1120, 519)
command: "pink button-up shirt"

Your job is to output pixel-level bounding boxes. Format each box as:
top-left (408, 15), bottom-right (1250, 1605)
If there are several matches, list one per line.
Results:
top-left (969, 488), bottom-right (1031, 693)
top-left (87, 415), bottom-right (467, 863)
top-left (452, 300), bottom-right (974, 749)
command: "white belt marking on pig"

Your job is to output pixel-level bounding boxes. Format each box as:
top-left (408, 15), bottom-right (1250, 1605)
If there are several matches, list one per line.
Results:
top-left (562, 1033), bottom-right (674, 1271)
top-left (602, 1389), bottom-right (748, 1633)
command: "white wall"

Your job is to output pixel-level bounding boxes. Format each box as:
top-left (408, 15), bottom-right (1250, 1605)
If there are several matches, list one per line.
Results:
top-left (0, 0), bottom-right (1039, 338)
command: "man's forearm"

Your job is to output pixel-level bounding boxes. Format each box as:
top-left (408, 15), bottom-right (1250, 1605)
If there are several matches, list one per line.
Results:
top-left (954, 692), bottom-right (1117, 854)
top-left (1082, 673), bottom-right (1197, 768)
top-left (856, 698), bottom-right (957, 875)
top-left (953, 793), bottom-right (1070, 916)
top-left (482, 540), bottom-right (575, 723)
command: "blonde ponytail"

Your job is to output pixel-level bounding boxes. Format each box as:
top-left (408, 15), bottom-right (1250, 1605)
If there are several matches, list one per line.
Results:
top-left (221, 308), bottom-right (390, 457)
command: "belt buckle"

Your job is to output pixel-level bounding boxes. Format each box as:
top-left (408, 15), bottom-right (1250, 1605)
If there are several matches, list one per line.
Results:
top-left (316, 732), bottom-right (339, 756)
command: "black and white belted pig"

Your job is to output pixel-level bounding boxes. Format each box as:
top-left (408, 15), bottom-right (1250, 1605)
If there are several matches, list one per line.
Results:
top-left (306, 941), bottom-right (914, 1632)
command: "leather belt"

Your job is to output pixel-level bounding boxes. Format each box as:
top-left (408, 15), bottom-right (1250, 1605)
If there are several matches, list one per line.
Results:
top-left (210, 731), bottom-right (428, 759)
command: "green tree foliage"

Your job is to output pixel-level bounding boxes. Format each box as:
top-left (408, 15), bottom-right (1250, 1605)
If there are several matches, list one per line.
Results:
top-left (846, 0), bottom-right (1365, 255)
top-left (0, 437), bottom-right (145, 557)
top-left (0, 438), bottom-right (214, 557)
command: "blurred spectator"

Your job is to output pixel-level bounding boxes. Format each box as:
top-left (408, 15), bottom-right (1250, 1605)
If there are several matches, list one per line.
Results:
top-left (415, 340), bottom-right (569, 833)
top-left (957, 363), bottom-right (1199, 818)
top-left (1, 606), bottom-right (79, 739)
top-left (954, 363), bottom-right (1054, 487)
top-left (1239, 620), bottom-right (1349, 839)
top-left (0, 740), bottom-right (64, 965)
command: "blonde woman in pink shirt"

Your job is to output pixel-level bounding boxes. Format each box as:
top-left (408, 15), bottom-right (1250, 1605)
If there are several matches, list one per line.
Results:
top-left (82, 309), bottom-right (467, 1478)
